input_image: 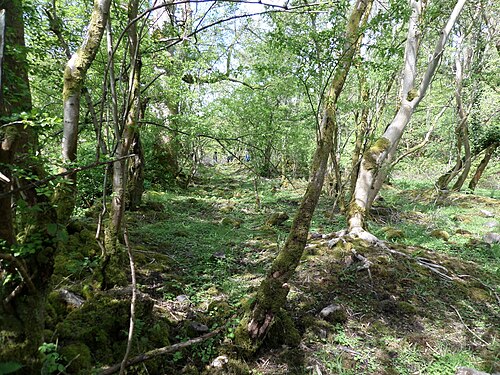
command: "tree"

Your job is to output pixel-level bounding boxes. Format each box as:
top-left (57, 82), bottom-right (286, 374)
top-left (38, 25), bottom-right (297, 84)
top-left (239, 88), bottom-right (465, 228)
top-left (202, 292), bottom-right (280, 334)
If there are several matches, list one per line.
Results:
top-left (0, 0), bottom-right (56, 370)
top-left (348, 0), bottom-right (467, 235)
top-left (56, 0), bottom-right (111, 221)
top-left (236, 0), bottom-right (373, 352)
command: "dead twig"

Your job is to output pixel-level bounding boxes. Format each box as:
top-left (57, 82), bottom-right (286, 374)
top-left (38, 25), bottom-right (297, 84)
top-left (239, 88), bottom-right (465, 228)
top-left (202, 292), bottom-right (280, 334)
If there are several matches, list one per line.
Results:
top-left (0, 253), bottom-right (37, 296)
top-left (97, 326), bottom-right (224, 375)
top-left (119, 228), bottom-right (137, 375)
top-left (451, 305), bottom-right (489, 346)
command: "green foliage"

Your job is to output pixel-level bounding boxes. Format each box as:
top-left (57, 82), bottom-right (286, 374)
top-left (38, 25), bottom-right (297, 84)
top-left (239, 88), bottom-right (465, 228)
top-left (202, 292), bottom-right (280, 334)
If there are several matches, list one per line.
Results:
top-left (0, 362), bottom-right (23, 375)
top-left (39, 343), bottom-right (66, 375)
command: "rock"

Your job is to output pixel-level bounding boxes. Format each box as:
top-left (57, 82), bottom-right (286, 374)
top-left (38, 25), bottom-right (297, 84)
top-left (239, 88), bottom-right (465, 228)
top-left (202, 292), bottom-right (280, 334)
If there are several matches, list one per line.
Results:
top-left (484, 221), bottom-right (498, 229)
top-left (456, 229), bottom-right (472, 235)
top-left (210, 355), bottom-right (229, 368)
top-left (480, 209), bottom-right (495, 218)
top-left (58, 289), bottom-right (85, 308)
top-left (309, 232), bottom-right (323, 240)
top-left (176, 294), bottom-right (190, 302)
top-left (430, 229), bottom-right (450, 241)
top-left (455, 367), bottom-right (491, 375)
top-left (319, 304), bottom-right (347, 324)
top-left (266, 212), bottom-right (289, 226)
top-left (220, 217), bottom-right (241, 228)
top-left (483, 232), bottom-right (500, 244)
top-left (185, 321), bottom-right (209, 337)
top-left (212, 251), bottom-right (226, 259)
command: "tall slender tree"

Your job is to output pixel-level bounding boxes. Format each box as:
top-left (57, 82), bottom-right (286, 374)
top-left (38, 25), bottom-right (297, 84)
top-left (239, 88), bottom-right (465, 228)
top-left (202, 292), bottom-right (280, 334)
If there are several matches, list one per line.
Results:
top-left (236, 0), bottom-right (373, 352)
top-left (57, 0), bottom-right (111, 221)
top-left (348, 0), bottom-right (467, 235)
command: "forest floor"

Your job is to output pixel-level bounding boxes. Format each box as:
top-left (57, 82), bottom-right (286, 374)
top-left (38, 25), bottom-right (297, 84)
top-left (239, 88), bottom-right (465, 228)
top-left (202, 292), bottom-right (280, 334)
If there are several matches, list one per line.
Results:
top-left (51, 163), bottom-right (499, 374)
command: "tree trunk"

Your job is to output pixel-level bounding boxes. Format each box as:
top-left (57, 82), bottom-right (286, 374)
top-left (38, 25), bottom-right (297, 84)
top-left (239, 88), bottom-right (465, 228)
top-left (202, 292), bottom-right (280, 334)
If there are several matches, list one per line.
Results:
top-left (57, 0), bottom-right (111, 221)
top-left (348, 0), bottom-right (467, 233)
top-left (236, 0), bottom-right (373, 352)
top-left (103, 0), bottom-right (141, 288)
top-left (468, 142), bottom-right (498, 191)
top-left (126, 131), bottom-right (145, 210)
top-left (0, 1), bottom-right (56, 371)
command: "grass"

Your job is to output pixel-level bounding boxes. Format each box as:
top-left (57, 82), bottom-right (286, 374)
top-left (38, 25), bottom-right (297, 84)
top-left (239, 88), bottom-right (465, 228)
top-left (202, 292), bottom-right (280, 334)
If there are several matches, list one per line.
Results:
top-left (54, 162), bottom-right (499, 374)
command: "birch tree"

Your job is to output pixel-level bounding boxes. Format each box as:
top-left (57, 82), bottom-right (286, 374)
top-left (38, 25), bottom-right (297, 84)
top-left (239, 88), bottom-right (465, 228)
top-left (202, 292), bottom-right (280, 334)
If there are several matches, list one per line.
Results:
top-left (57, 0), bottom-right (111, 221)
top-left (348, 0), bottom-right (467, 235)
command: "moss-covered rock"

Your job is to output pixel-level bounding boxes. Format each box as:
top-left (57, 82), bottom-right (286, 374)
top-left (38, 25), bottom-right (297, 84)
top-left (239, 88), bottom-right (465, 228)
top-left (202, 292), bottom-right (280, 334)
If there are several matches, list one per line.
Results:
top-left (265, 212), bottom-right (289, 227)
top-left (60, 343), bottom-right (92, 373)
top-left (55, 288), bottom-right (169, 367)
top-left (382, 227), bottom-right (404, 240)
top-left (220, 217), bottom-right (242, 228)
top-left (430, 229), bottom-right (450, 241)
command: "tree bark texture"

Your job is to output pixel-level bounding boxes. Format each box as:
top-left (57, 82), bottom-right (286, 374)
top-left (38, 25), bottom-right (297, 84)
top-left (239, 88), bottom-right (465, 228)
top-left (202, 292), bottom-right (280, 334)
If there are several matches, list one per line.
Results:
top-left (348, 0), bottom-right (467, 233)
top-left (126, 131), bottom-right (145, 210)
top-left (468, 141), bottom-right (498, 191)
top-left (238, 0), bottom-right (373, 351)
top-left (58, 0), bottom-right (111, 221)
top-left (0, 1), bottom-right (56, 371)
top-left (0, 0), bottom-right (32, 245)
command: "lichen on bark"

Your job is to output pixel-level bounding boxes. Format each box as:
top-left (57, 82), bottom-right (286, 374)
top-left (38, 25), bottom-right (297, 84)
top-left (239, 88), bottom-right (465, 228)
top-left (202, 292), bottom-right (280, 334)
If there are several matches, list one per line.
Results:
top-left (362, 137), bottom-right (391, 171)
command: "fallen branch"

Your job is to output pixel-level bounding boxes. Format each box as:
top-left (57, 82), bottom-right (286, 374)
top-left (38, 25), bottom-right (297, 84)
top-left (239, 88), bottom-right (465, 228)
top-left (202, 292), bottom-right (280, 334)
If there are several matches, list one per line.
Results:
top-left (97, 326), bottom-right (225, 375)
top-left (119, 228), bottom-right (137, 375)
top-left (451, 305), bottom-right (489, 346)
top-left (345, 230), bottom-right (456, 280)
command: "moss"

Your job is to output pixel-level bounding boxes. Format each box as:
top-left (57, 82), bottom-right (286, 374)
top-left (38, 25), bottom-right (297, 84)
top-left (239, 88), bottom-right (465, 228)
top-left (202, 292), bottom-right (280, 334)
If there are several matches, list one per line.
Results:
top-left (220, 217), bottom-right (242, 228)
top-left (208, 300), bottom-right (232, 320)
top-left (396, 301), bottom-right (418, 315)
top-left (55, 291), bottom-right (160, 365)
top-left (430, 229), bottom-right (450, 241)
top-left (60, 342), bottom-right (92, 373)
top-left (468, 287), bottom-right (490, 302)
top-left (406, 88), bottom-right (419, 101)
top-left (234, 317), bottom-right (259, 357)
top-left (363, 137), bottom-right (391, 170)
top-left (266, 310), bottom-right (301, 348)
top-left (384, 228), bottom-right (404, 240)
top-left (348, 201), bottom-right (366, 222)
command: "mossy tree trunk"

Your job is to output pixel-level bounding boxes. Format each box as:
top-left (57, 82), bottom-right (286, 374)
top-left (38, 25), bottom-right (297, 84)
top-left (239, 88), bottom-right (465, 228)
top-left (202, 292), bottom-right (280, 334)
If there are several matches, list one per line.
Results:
top-left (348, 0), bottom-right (467, 233)
top-left (468, 141), bottom-right (498, 191)
top-left (57, 0), bottom-right (111, 222)
top-left (236, 0), bottom-right (373, 352)
top-left (103, 0), bottom-right (141, 288)
top-left (0, 1), bottom-right (57, 371)
top-left (126, 131), bottom-right (145, 210)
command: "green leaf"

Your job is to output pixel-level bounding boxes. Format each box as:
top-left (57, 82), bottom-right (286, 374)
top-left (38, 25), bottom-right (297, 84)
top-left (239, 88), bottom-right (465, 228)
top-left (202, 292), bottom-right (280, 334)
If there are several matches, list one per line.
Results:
top-left (47, 223), bottom-right (58, 236)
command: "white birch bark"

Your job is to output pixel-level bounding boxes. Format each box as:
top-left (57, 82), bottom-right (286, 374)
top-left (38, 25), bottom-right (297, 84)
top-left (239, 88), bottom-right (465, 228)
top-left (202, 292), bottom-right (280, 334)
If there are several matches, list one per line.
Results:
top-left (348, 0), bottom-right (467, 233)
top-left (59, 0), bottom-right (111, 219)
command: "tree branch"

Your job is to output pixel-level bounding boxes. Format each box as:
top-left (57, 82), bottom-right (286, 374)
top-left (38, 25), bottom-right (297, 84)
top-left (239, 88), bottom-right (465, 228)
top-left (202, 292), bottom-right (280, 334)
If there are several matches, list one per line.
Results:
top-left (97, 326), bottom-right (225, 375)
top-left (0, 154), bottom-right (136, 199)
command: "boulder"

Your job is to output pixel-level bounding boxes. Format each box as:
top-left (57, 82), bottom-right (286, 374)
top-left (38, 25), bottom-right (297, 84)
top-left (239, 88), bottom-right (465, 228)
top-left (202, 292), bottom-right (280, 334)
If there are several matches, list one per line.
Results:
top-left (319, 304), bottom-right (347, 324)
top-left (266, 212), bottom-right (289, 226)
top-left (483, 232), bottom-right (500, 244)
